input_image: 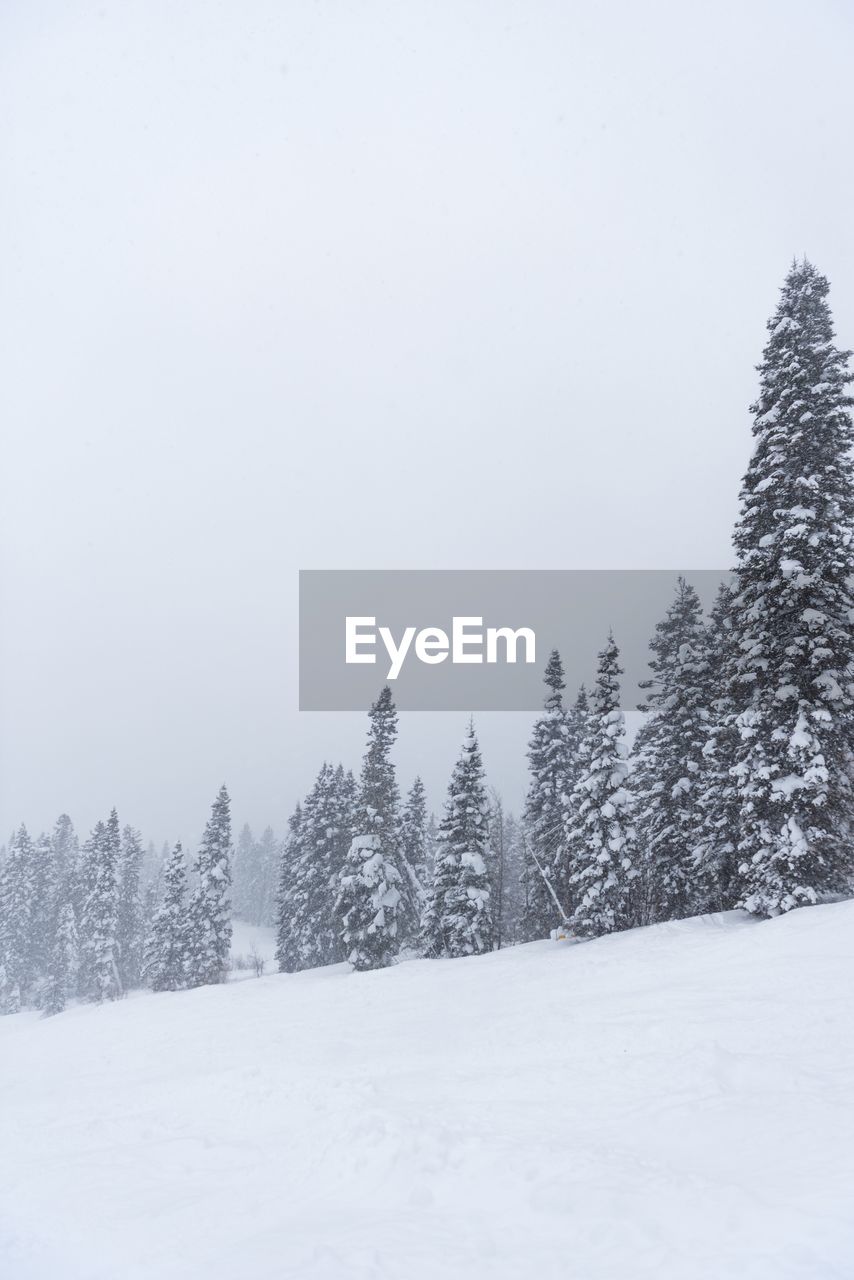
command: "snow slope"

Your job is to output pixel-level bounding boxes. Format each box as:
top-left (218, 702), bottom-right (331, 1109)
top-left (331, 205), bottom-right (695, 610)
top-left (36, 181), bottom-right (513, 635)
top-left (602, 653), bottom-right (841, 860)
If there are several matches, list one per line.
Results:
top-left (1, 904), bottom-right (853, 1280)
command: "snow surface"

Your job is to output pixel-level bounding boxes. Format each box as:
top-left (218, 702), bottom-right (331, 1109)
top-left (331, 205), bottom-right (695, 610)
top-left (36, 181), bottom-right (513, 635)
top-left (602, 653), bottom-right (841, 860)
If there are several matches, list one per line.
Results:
top-left (1, 904), bottom-right (853, 1279)
top-left (228, 918), bottom-right (277, 975)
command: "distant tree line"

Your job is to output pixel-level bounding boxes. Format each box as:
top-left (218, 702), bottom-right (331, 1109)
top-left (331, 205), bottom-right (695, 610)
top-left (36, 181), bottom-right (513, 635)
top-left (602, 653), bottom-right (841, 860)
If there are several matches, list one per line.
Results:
top-left (0, 786), bottom-right (233, 1014)
top-left (2, 258), bottom-right (853, 1008)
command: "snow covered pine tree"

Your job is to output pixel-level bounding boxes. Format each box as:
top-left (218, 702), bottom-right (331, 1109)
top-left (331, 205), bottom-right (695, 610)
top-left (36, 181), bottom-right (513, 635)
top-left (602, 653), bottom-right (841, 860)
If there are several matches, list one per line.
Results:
top-left (633, 577), bottom-right (712, 923)
top-left (401, 775), bottom-right (429, 907)
top-left (693, 581), bottom-right (742, 912)
top-left (0, 825), bottom-right (36, 1013)
top-left (275, 803), bottom-right (304, 973)
top-left (145, 841), bottom-right (191, 991)
top-left (78, 810), bottom-right (122, 1002)
top-left (280, 762), bottom-right (354, 970)
top-left (42, 902), bottom-right (79, 1016)
top-left (116, 825), bottom-right (145, 990)
top-left (565, 634), bottom-right (638, 937)
top-left (187, 785), bottom-right (233, 986)
top-left (336, 687), bottom-right (405, 971)
top-left (422, 720), bottom-right (493, 958)
top-left (551, 682), bottom-right (590, 922)
top-left (731, 260), bottom-right (854, 915)
top-left (521, 650), bottom-right (571, 939)
top-left (28, 831), bottom-right (58, 1002)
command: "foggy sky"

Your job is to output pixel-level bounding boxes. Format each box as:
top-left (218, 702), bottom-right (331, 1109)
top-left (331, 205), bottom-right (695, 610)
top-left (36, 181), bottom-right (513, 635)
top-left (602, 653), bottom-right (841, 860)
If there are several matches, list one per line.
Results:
top-left (3, 0), bottom-right (854, 847)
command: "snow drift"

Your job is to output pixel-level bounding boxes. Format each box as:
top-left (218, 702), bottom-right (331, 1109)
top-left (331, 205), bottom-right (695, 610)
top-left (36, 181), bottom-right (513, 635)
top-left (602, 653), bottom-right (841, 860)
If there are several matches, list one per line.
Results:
top-left (1, 903), bottom-right (853, 1279)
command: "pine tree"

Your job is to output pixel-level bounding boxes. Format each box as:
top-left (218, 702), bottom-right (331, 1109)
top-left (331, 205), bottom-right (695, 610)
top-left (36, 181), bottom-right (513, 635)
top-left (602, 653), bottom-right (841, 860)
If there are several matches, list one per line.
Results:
top-left (298, 763), bottom-right (353, 967)
top-left (141, 841), bottom-right (167, 946)
top-left (633, 578), bottom-right (712, 923)
top-left (0, 825), bottom-right (36, 1013)
top-left (566, 635), bottom-right (638, 937)
top-left (51, 814), bottom-right (81, 928)
top-left (424, 812), bottom-right (439, 881)
top-left (272, 767), bottom-right (354, 973)
top-left (336, 687), bottom-right (404, 971)
top-left (275, 804), bottom-right (304, 973)
top-left (78, 810), bottom-right (122, 1002)
top-left (693, 582), bottom-right (742, 911)
top-left (42, 902), bottom-right (79, 1016)
top-left (401, 776), bottom-right (429, 892)
top-left (187, 785), bottom-right (233, 986)
top-left (422, 721), bottom-right (493, 957)
top-left (116, 825), bottom-right (145, 990)
top-left (145, 842), bottom-right (191, 992)
top-left (731, 260), bottom-right (854, 915)
top-left (50, 814), bottom-right (78, 888)
top-left (487, 792), bottom-right (514, 949)
top-left (521, 651), bottom-right (570, 939)
top-left (397, 777), bottom-right (427, 948)
top-left (29, 831), bottom-right (58, 992)
top-left (551, 683), bottom-right (590, 919)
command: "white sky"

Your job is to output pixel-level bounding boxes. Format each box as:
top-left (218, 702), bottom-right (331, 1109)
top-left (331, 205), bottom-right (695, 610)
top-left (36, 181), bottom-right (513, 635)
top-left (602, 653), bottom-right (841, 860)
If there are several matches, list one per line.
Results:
top-left (3, 0), bottom-right (854, 846)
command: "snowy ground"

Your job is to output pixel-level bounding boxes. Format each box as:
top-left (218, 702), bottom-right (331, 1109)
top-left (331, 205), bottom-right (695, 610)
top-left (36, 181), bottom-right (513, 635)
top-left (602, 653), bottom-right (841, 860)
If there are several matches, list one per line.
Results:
top-left (228, 918), bottom-right (277, 977)
top-left (1, 905), bottom-right (853, 1280)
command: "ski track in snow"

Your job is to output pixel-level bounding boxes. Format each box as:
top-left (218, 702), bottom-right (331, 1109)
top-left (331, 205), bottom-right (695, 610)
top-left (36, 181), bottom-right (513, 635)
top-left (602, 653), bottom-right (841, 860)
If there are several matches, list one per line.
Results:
top-left (1, 905), bottom-right (853, 1279)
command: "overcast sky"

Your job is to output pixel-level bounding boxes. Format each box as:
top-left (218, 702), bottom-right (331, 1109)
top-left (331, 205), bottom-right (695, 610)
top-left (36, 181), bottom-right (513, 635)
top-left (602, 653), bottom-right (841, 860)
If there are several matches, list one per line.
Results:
top-left (3, 0), bottom-right (854, 847)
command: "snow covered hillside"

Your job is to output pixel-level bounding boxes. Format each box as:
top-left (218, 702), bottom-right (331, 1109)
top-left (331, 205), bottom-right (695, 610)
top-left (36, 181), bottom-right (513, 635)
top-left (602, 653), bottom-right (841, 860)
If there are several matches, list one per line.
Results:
top-left (1, 905), bottom-right (853, 1280)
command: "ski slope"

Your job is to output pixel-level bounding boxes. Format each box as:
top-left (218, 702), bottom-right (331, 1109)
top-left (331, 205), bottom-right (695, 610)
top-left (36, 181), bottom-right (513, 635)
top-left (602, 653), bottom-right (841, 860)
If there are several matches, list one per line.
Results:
top-left (1, 904), bottom-right (853, 1280)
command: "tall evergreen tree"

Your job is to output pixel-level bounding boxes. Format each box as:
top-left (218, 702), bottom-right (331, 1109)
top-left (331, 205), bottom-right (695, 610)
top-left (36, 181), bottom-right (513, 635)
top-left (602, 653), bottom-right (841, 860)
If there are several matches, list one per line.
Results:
top-left (50, 814), bottom-right (77, 896)
top-left (633, 578), bottom-right (712, 923)
top-left (521, 651), bottom-right (570, 939)
top-left (551, 683), bottom-right (590, 919)
top-left (730, 260), bottom-right (854, 915)
top-left (290, 763), bottom-right (354, 969)
top-left (401, 776), bottom-right (429, 894)
top-left (42, 902), bottom-right (79, 1016)
top-left (145, 841), bottom-right (191, 992)
top-left (565, 635), bottom-right (638, 937)
top-left (51, 813), bottom-right (81, 926)
top-left (422, 721), bottom-right (493, 958)
top-left (425, 813), bottom-right (439, 867)
top-left (693, 582), bottom-right (742, 911)
top-left (78, 810), bottom-right (122, 1002)
top-left (272, 768), bottom-right (355, 973)
top-left (141, 841), bottom-right (167, 947)
top-left (29, 831), bottom-right (58, 990)
top-left (275, 803), bottom-right (305, 973)
top-left (0, 825), bottom-right (36, 1013)
top-left (337, 687), bottom-right (404, 971)
top-left (50, 814), bottom-right (78, 888)
top-left (187, 785), bottom-right (233, 987)
top-left (116, 825), bottom-right (145, 990)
